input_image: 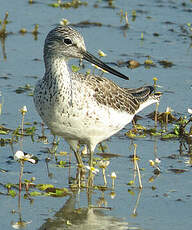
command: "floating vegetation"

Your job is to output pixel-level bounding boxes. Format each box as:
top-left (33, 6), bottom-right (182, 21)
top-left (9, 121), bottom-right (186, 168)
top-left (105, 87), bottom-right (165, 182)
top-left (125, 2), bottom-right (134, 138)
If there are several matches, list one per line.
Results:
top-left (158, 60), bottom-right (174, 68)
top-left (0, 125), bottom-right (10, 135)
top-left (72, 20), bottom-right (102, 27)
top-left (144, 58), bottom-right (156, 67)
top-left (48, 0), bottom-right (88, 8)
top-left (2, 180), bottom-right (71, 198)
top-left (127, 60), bottom-right (140, 69)
top-left (14, 84), bottom-right (33, 96)
top-left (168, 168), bottom-right (188, 174)
top-left (19, 28), bottom-right (27, 34)
top-left (116, 57), bottom-right (174, 69)
top-left (32, 24), bottom-right (39, 40)
top-left (126, 107), bottom-right (192, 154)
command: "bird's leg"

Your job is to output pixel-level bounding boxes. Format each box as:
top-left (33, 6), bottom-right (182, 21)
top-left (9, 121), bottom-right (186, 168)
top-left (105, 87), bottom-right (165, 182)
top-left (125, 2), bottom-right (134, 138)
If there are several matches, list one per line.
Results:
top-left (74, 150), bottom-right (84, 167)
top-left (89, 150), bottom-right (93, 168)
top-left (73, 149), bottom-right (86, 187)
top-left (88, 149), bottom-right (94, 187)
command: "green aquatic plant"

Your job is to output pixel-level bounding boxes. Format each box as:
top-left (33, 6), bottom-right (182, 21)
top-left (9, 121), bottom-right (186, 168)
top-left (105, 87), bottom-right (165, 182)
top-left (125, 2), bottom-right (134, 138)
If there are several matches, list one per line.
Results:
top-left (19, 28), bottom-right (27, 34)
top-left (144, 57), bottom-right (155, 67)
top-left (119, 10), bottom-right (129, 30)
top-left (126, 106), bottom-right (192, 155)
top-left (158, 60), bottom-right (174, 68)
top-left (49, 0), bottom-right (88, 8)
top-left (132, 10), bottom-right (136, 21)
top-left (15, 84), bottom-right (33, 95)
top-left (0, 12), bottom-right (8, 38)
top-left (32, 24), bottom-right (39, 40)
top-left (14, 150), bottom-right (37, 196)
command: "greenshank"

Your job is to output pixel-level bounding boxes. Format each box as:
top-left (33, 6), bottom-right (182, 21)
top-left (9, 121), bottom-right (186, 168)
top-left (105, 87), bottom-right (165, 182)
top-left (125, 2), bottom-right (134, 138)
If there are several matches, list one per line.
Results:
top-left (34, 25), bottom-right (161, 168)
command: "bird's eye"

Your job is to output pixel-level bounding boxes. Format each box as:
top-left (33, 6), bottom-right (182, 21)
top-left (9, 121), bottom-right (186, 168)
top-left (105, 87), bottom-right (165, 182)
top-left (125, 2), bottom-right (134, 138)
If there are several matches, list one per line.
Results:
top-left (63, 38), bottom-right (72, 45)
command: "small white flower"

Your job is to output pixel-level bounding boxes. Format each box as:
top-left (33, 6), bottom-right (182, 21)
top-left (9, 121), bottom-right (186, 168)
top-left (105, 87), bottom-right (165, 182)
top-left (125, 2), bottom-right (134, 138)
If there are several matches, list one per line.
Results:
top-left (60, 18), bottom-right (69, 26)
top-left (111, 171), bottom-right (117, 179)
top-left (20, 105), bottom-right (27, 115)
top-left (14, 150), bottom-right (37, 164)
top-left (188, 108), bottom-right (192, 114)
top-left (14, 150), bottom-right (24, 161)
top-left (110, 191), bottom-right (116, 199)
top-left (85, 165), bottom-right (99, 174)
top-left (155, 158), bottom-right (161, 164)
top-left (22, 106), bottom-right (27, 113)
top-left (11, 220), bottom-right (32, 229)
top-left (98, 160), bottom-right (110, 168)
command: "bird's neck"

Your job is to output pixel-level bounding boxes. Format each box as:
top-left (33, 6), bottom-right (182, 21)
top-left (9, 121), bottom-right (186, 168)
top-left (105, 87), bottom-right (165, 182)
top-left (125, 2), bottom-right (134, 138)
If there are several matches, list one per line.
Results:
top-left (44, 54), bottom-right (71, 82)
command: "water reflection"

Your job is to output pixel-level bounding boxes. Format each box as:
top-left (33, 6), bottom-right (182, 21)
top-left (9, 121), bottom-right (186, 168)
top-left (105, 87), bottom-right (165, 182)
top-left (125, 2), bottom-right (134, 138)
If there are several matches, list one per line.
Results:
top-left (38, 192), bottom-right (132, 230)
top-left (0, 37), bottom-right (7, 60)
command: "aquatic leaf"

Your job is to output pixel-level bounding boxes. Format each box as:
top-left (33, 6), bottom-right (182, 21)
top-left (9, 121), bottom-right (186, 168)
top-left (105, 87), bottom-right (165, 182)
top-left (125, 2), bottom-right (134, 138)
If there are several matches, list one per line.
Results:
top-left (97, 186), bottom-right (108, 191)
top-left (168, 168), bottom-right (188, 174)
top-left (173, 125), bottom-right (180, 135)
top-left (48, 3), bottom-right (60, 7)
top-left (19, 28), bottom-right (27, 34)
top-left (15, 84), bottom-right (33, 94)
top-left (144, 59), bottom-right (155, 67)
top-left (73, 21), bottom-right (102, 27)
top-left (30, 191), bottom-right (43, 196)
top-left (8, 190), bottom-right (16, 197)
top-left (97, 152), bottom-right (122, 158)
top-left (55, 189), bottom-right (66, 196)
top-left (36, 184), bottom-right (54, 191)
top-left (0, 125), bottom-right (10, 134)
top-left (59, 151), bottom-right (68, 156)
top-left (46, 187), bottom-right (70, 197)
top-left (57, 160), bottom-right (67, 167)
top-left (127, 180), bottom-right (134, 186)
top-left (5, 183), bottom-right (13, 189)
top-left (0, 130), bottom-right (8, 135)
top-left (24, 126), bottom-right (36, 135)
top-left (125, 131), bottom-right (137, 138)
top-left (127, 60), bottom-right (140, 69)
top-left (159, 60), bottom-right (173, 68)
top-left (150, 131), bottom-right (161, 136)
top-left (161, 133), bottom-right (178, 139)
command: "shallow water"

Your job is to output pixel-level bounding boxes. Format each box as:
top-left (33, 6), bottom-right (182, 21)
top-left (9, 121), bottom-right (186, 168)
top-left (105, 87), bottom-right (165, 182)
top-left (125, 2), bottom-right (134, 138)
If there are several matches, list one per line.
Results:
top-left (0, 0), bottom-right (192, 230)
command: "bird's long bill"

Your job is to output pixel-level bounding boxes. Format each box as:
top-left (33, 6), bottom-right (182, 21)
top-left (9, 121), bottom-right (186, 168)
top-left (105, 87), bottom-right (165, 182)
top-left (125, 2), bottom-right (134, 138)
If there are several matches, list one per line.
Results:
top-left (83, 51), bottom-right (129, 80)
